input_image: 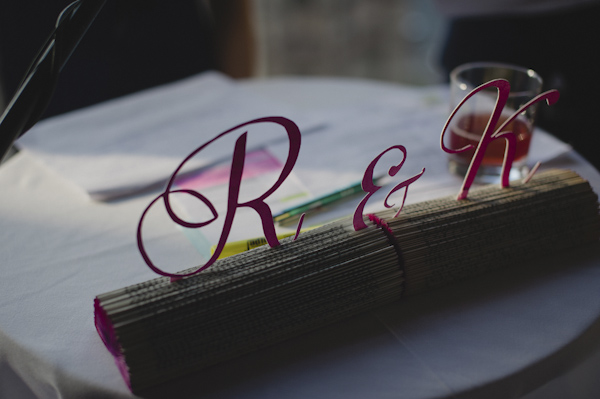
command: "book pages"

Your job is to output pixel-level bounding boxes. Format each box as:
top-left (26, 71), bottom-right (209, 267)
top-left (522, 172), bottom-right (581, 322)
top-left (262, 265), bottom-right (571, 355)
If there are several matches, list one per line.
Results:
top-left (95, 168), bottom-right (600, 393)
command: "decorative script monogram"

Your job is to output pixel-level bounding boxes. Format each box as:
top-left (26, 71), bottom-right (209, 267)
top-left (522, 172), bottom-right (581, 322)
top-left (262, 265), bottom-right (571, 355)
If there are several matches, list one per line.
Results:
top-left (138, 79), bottom-right (558, 279)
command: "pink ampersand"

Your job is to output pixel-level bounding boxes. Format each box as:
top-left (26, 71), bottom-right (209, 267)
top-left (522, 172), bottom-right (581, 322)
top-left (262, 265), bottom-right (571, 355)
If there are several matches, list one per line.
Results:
top-left (353, 145), bottom-right (425, 231)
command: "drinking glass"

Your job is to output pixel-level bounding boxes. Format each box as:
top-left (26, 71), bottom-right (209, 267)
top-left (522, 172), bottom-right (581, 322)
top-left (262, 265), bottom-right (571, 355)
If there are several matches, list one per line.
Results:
top-left (446, 62), bottom-right (543, 182)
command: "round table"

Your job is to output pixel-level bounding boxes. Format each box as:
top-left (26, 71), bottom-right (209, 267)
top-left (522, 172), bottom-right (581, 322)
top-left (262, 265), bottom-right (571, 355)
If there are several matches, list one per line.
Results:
top-left (1, 73), bottom-right (600, 399)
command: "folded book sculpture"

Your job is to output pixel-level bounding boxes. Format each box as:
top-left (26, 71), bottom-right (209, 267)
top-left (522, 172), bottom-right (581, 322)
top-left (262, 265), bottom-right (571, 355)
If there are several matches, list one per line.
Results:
top-left (95, 168), bottom-right (600, 393)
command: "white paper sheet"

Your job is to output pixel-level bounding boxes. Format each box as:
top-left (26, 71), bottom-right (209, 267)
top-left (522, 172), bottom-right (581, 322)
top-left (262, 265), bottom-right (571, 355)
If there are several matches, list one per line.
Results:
top-left (16, 71), bottom-right (324, 201)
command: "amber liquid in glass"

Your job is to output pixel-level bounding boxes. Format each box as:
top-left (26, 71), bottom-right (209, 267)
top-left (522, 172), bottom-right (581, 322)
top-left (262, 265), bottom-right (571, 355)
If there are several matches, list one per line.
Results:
top-left (449, 113), bottom-right (532, 167)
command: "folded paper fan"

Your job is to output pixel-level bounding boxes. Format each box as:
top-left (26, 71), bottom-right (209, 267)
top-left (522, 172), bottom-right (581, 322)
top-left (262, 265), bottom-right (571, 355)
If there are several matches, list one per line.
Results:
top-left (94, 168), bottom-right (600, 393)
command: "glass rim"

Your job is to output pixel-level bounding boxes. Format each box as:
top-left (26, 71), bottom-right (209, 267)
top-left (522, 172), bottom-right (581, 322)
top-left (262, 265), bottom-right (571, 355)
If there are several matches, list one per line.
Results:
top-left (450, 62), bottom-right (543, 89)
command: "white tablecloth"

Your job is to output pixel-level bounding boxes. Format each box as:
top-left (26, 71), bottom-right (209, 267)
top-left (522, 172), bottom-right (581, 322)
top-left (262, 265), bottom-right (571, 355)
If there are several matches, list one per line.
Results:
top-left (2, 74), bottom-right (600, 399)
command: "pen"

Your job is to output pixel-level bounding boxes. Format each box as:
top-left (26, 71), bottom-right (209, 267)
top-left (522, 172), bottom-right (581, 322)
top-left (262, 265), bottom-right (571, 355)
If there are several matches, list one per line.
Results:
top-left (273, 178), bottom-right (379, 225)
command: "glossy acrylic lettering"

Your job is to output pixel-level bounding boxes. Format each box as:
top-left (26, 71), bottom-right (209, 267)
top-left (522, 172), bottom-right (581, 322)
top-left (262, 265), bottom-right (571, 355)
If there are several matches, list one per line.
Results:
top-left (440, 78), bottom-right (559, 200)
top-left (137, 117), bottom-right (301, 279)
top-left (353, 145), bottom-right (425, 231)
